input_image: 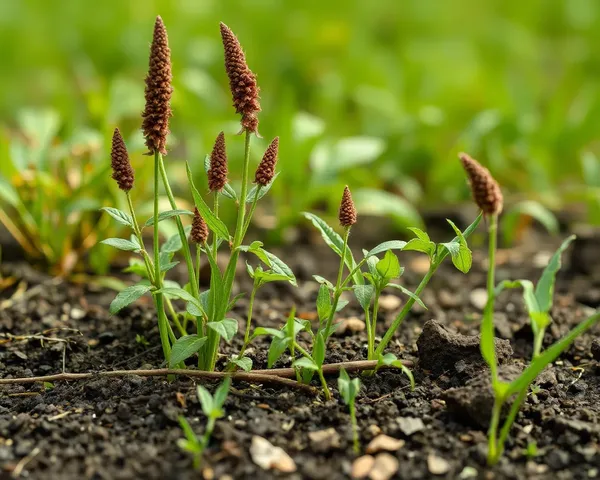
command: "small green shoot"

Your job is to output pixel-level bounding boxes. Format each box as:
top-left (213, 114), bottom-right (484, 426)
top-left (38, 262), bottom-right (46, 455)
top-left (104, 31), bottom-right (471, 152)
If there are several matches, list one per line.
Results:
top-left (338, 368), bottom-right (361, 454)
top-left (177, 377), bottom-right (231, 469)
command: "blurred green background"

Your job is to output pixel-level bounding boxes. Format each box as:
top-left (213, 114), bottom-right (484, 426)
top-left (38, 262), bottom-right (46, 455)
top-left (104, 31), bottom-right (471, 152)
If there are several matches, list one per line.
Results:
top-left (1, 0), bottom-right (600, 272)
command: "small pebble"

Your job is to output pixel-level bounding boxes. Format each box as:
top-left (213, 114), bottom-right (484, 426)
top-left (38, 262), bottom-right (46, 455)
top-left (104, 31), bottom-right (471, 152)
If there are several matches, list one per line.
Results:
top-left (469, 289), bottom-right (488, 310)
top-left (427, 454), bottom-right (451, 475)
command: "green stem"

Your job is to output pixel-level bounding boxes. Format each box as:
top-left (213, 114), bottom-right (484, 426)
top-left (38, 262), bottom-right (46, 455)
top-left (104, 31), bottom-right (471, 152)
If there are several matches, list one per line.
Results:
top-left (212, 193), bottom-right (219, 256)
top-left (126, 193), bottom-right (155, 284)
top-left (369, 291), bottom-right (380, 359)
top-left (242, 185), bottom-right (261, 238)
top-left (157, 153), bottom-right (203, 334)
top-left (292, 341), bottom-right (313, 360)
top-left (153, 152), bottom-right (171, 361)
top-left (493, 387), bottom-right (528, 464)
top-left (487, 396), bottom-right (503, 465)
top-left (487, 213), bottom-right (499, 383)
top-left (233, 131), bottom-right (252, 250)
top-left (317, 368), bottom-right (331, 400)
top-left (533, 329), bottom-right (544, 359)
top-left (236, 279), bottom-right (259, 359)
top-left (165, 297), bottom-right (187, 337)
top-left (350, 404), bottom-right (359, 454)
top-left (375, 266), bottom-right (435, 357)
top-left (364, 308), bottom-right (373, 360)
top-left (323, 227), bottom-right (350, 341)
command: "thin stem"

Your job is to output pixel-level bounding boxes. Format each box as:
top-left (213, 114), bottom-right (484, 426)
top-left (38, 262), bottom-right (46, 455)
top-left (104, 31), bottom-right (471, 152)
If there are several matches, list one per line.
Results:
top-left (317, 368), bottom-right (331, 401)
top-left (533, 329), bottom-right (544, 359)
top-left (323, 227), bottom-right (350, 341)
top-left (237, 280), bottom-right (259, 359)
top-left (126, 192), bottom-right (155, 284)
top-left (494, 387), bottom-right (528, 464)
top-left (153, 152), bottom-right (171, 360)
top-left (157, 154), bottom-right (203, 334)
top-left (212, 192), bottom-right (219, 256)
top-left (364, 308), bottom-right (373, 360)
top-left (370, 291), bottom-right (380, 360)
top-left (375, 266), bottom-right (435, 357)
top-left (165, 297), bottom-right (187, 337)
top-left (487, 213), bottom-right (499, 383)
top-left (292, 341), bottom-right (313, 360)
top-left (195, 244), bottom-right (202, 292)
top-left (233, 131), bottom-right (252, 249)
top-left (487, 396), bottom-right (503, 465)
top-left (242, 185), bottom-right (261, 238)
top-left (350, 404), bottom-right (359, 454)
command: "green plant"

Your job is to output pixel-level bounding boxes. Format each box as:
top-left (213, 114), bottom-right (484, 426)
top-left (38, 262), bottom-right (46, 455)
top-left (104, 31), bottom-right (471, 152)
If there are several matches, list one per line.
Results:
top-left (177, 377), bottom-right (231, 469)
top-left (338, 368), bottom-right (361, 454)
top-left (460, 153), bottom-right (600, 465)
top-left (303, 187), bottom-right (482, 372)
top-left (103, 18), bottom-right (295, 369)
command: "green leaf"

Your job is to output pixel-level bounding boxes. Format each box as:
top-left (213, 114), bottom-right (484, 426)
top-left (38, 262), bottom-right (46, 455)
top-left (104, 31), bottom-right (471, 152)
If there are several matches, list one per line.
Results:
top-left (186, 161), bottom-right (230, 240)
top-left (387, 284), bottom-right (427, 309)
top-left (354, 284), bottom-right (375, 311)
top-left (144, 209), bottom-right (194, 227)
top-left (377, 353), bottom-right (415, 390)
top-left (338, 368), bottom-right (360, 405)
top-left (376, 251), bottom-right (401, 280)
top-left (231, 357), bottom-right (253, 372)
top-left (366, 240), bottom-right (407, 257)
top-left (196, 385), bottom-right (214, 417)
top-left (252, 266), bottom-right (293, 284)
top-left (313, 331), bottom-right (326, 367)
top-left (444, 219), bottom-right (473, 273)
top-left (480, 298), bottom-right (498, 382)
top-left (268, 335), bottom-right (289, 368)
top-left (158, 287), bottom-right (205, 315)
top-left (302, 212), bottom-right (363, 285)
top-left (207, 318), bottom-right (238, 343)
top-left (169, 335), bottom-right (207, 367)
top-left (534, 235), bottom-right (575, 313)
top-left (263, 250), bottom-right (297, 286)
top-left (226, 292), bottom-right (245, 312)
top-left (317, 284), bottom-right (332, 323)
top-left (109, 284), bottom-right (151, 314)
top-left (213, 377), bottom-right (231, 411)
top-left (313, 275), bottom-right (334, 289)
top-left (221, 182), bottom-right (238, 201)
top-left (293, 357), bottom-right (319, 371)
top-left (251, 327), bottom-right (285, 339)
top-left (101, 207), bottom-right (133, 227)
top-left (403, 229), bottom-right (436, 257)
top-left (100, 238), bottom-right (140, 251)
top-left (507, 310), bottom-right (600, 396)
top-left (161, 232), bottom-right (183, 254)
top-left (178, 416), bottom-right (200, 445)
top-left (246, 172), bottom-right (280, 203)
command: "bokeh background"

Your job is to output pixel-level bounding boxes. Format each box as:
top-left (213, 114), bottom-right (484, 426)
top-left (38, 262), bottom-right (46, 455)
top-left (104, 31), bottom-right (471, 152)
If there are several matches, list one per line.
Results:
top-left (1, 0), bottom-right (600, 272)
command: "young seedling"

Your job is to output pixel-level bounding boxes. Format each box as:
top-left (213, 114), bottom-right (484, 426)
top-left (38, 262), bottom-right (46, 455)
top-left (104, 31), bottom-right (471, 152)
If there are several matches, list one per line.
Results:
top-left (338, 368), bottom-right (361, 454)
top-left (101, 18), bottom-right (295, 371)
top-left (460, 152), bottom-right (600, 465)
top-left (177, 377), bottom-right (231, 469)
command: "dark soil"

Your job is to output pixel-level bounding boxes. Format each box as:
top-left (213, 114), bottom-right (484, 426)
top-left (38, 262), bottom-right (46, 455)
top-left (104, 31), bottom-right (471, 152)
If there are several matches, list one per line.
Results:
top-left (1, 217), bottom-right (600, 480)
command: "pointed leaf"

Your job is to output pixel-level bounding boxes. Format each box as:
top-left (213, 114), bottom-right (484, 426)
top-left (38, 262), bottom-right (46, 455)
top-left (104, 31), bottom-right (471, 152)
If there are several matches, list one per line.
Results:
top-left (535, 236), bottom-right (575, 313)
top-left (109, 284), bottom-right (151, 314)
top-left (101, 207), bottom-right (133, 227)
top-left (144, 209), bottom-right (194, 227)
top-left (354, 284), bottom-right (375, 311)
top-left (231, 357), bottom-right (253, 372)
top-left (246, 172), bottom-right (280, 203)
top-left (169, 335), bottom-right (207, 367)
top-left (196, 385), bottom-right (214, 417)
top-left (293, 357), bottom-right (319, 371)
top-left (366, 240), bottom-right (407, 257)
top-left (313, 331), bottom-right (326, 367)
top-left (101, 238), bottom-right (140, 251)
top-left (207, 318), bottom-right (238, 343)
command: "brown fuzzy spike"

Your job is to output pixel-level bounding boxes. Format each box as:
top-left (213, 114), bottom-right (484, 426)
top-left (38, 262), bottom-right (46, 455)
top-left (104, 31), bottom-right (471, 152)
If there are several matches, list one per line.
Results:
top-left (190, 208), bottom-right (209, 244)
top-left (254, 137), bottom-right (279, 186)
top-left (141, 16), bottom-right (173, 155)
top-left (220, 22), bottom-right (261, 135)
top-left (459, 153), bottom-right (503, 215)
top-left (111, 128), bottom-right (134, 192)
top-left (207, 132), bottom-right (228, 192)
top-left (339, 186), bottom-right (357, 227)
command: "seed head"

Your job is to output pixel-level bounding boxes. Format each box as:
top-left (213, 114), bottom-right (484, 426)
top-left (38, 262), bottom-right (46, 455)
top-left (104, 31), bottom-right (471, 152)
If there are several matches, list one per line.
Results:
top-left (339, 186), bottom-right (357, 227)
top-left (207, 132), bottom-right (228, 192)
top-left (141, 16), bottom-right (173, 156)
top-left (110, 128), bottom-right (134, 192)
top-left (254, 137), bottom-right (279, 186)
top-left (190, 208), bottom-right (209, 244)
top-left (219, 22), bottom-right (261, 135)
top-left (459, 152), bottom-right (503, 215)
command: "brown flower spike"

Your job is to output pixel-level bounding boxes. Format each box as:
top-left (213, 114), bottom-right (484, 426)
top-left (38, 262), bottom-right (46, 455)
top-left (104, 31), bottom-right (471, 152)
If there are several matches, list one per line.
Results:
top-left (339, 186), bottom-right (357, 227)
top-left (459, 153), bottom-right (503, 215)
top-left (190, 208), bottom-right (209, 244)
top-left (220, 22), bottom-right (261, 134)
top-left (254, 137), bottom-right (279, 186)
top-left (207, 132), bottom-right (228, 192)
top-left (141, 16), bottom-right (173, 155)
top-left (110, 128), bottom-right (134, 192)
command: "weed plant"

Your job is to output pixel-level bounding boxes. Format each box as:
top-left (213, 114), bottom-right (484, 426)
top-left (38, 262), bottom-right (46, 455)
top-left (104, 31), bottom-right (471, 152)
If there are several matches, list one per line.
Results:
top-left (459, 153), bottom-right (600, 465)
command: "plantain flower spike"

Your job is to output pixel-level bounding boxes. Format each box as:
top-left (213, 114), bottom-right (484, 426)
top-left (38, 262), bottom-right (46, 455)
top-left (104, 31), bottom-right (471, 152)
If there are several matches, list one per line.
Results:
top-left (254, 137), bottom-right (279, 186)
top-left (141, 16), bottom-right (173, 156)
top-left (339, 186), bottom-right (357, 227)
top-left (110, 128), bottom-right (134, 192)
top-left (459, 152), bottom-right (503, 215)
top-left (219, 22), bottom-right (261, 135)
top-left (190, 208), bottom-right (209, 244)
top-left (207, 132), bottom-right (228, 192)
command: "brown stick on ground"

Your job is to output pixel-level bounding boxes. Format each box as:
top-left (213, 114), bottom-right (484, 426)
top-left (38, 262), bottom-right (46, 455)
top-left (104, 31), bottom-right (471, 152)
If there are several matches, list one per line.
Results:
top-left (0, 360), bottom-right (413, 391)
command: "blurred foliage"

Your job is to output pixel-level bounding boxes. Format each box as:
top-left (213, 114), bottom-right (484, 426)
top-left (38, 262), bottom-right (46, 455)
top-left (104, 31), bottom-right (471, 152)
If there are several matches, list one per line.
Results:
top-left (1, 0), bottom-right (600, 271)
